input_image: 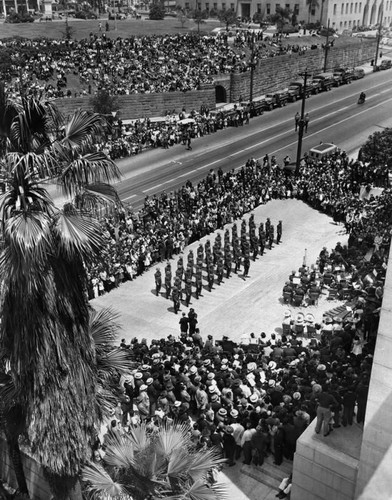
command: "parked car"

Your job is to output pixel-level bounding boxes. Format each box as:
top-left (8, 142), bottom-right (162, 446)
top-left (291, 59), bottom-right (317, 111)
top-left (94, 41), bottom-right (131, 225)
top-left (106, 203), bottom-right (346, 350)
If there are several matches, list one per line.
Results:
top-left (353, 67), bottom-right (365, 79)
top-left (311, 72), bottom-right (335, 91)
top-left (380, 59), bottom-right (392, 70)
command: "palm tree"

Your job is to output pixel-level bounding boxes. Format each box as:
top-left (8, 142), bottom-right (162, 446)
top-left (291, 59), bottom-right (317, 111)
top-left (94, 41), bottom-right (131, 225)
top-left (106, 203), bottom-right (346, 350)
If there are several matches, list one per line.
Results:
top-left (0, 306), bottom-right (133, 499)
top-left (0, 93), bottom-right (122, 498)
top-left (82, 422), bottom-right (228, 500)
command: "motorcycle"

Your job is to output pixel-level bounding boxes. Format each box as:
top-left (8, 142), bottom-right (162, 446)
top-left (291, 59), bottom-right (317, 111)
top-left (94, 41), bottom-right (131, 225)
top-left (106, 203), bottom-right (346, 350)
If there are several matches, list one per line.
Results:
top-left (358, 94), bottom-right (366, 104)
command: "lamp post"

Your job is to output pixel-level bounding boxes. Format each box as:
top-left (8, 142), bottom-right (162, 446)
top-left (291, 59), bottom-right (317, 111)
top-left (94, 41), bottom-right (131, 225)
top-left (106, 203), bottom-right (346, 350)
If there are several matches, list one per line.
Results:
top-left (374, 7), bottom-right (383, 68)
top-left (295, 69), bottom-right (309, 176)
top-left (323, 19), bottom-right (330, 72)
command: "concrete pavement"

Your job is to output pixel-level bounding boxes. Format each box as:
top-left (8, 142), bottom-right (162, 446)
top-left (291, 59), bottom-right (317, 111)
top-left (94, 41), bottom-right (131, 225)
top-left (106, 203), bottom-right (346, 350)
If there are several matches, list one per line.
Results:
top-left (92, 197), bottom-right (348, 500)
top-left (92, 198), bottom-right (348, 347)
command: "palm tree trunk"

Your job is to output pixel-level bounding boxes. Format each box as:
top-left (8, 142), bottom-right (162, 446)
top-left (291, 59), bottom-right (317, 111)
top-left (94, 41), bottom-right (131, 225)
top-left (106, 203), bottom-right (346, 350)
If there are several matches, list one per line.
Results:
top-left (44, 470), bottom-right (82, 500)
top-left (3, 426), bottom-right (30, 498)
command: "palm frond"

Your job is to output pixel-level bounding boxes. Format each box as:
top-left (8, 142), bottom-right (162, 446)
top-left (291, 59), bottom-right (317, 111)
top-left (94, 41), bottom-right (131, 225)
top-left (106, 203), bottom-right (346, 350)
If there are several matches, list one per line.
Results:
top-left (157, 423), bottom-right (192, 457)
top-left (74, 182), bottom-right (121, 212)
top-left (101, 432), bottom-right (135, 468)
top-left (59, 154), bottom-right (121, 199)
top-left (54, 210), bottom-right (104, 262)
top-left (82, 462), bottom-right (130, 499)
top-left (167, 447), bottom-right (192, 478)
top-left (127, 422), bottom-right (150, 452)
top-left (62, 111), bottom-right (105, 148)
top-left (90, 307), bottom-right (121, 347)
top-left (2, 211), bottom-right (53, 267)
top-left (98, 348), bottom-right (134, 374)
top-left (184, 478), bottom-right (229, 500)
top-left (186, 449), bottom-right (227, 484)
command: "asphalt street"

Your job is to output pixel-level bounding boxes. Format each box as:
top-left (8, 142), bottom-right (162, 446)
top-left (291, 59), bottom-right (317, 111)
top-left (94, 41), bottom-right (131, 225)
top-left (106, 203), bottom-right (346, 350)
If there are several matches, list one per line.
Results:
top-left (111, 69), bottom-right (392, 210)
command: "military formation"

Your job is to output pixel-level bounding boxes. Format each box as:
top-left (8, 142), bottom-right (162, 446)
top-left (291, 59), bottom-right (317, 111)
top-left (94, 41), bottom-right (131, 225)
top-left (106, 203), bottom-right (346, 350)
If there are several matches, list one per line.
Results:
top-left (154, 216), bottom-right (283, 313)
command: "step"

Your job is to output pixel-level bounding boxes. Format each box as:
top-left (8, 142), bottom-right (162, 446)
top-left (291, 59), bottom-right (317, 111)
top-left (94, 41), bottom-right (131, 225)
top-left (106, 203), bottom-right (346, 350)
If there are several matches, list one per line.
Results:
top-left (241, 464), bottom-right (281, 490)
top-left (240, 456), bottom-right (292, 490)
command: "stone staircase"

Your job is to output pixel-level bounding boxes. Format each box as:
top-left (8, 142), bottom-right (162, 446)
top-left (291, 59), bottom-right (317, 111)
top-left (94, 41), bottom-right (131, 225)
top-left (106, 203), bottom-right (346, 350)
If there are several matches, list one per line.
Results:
top-left (241, 454), bottom-right (292, 490)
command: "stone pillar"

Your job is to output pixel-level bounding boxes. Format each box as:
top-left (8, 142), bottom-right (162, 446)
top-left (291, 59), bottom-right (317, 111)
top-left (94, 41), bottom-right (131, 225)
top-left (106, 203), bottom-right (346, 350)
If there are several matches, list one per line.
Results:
top-left (355, 242), bottom-right (392, 498)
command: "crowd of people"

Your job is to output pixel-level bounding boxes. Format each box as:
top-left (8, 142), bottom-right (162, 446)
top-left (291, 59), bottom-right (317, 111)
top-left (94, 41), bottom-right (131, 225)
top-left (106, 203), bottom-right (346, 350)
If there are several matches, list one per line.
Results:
top-left (87, 147), bottom-right (392, 302)
top-left (100, 105), bottom-right (251, 160)
top-left (86, 157), bottom-right (293, 299)
top-left (1, 32), bottom-right (318, 99)
top-left (94, 247), bottom-right (375, 472)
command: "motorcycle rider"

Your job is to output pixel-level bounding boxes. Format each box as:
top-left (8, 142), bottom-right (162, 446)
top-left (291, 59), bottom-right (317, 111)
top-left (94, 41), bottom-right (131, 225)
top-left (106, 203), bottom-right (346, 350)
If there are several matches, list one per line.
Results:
top-left (359, 91), bottom-right (366, 103)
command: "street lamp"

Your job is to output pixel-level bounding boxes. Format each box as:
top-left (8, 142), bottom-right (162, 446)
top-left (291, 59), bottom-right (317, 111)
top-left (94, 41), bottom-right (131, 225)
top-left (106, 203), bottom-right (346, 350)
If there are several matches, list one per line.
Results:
top-left (295, 69), bottom-right (309, 176)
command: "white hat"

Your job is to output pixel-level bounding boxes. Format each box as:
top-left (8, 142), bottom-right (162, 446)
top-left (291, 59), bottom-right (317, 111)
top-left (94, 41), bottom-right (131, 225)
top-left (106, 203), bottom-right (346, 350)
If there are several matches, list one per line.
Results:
top-left (207, 372), bottom-right (215, 380)
top-left (134, 372), bottom-right (143, 380)
top-left (189, 366), bottom-right (197, 374)
top-left (230, 409), bottom-right (239, 418)
top-left (268, 380), bottom-right (276, 387)
top-left (218, 408), bottom-right (227, 416)
top-left (139, 385), bottom-right (147, 391)
top-left (268, 361), bottom-right (277, 370)
top-left (208, 386), bottom-right (216, 393)
top-left (284, 310), bottom-right (292, 318)
top-left (249, 394), bottom-right (258, 403)
top-left (174, 401), bottom-right (181, 407)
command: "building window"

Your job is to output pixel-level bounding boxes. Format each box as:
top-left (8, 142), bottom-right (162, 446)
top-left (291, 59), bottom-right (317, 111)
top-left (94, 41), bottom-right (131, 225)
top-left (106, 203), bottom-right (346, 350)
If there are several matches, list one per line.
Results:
top-left (185, 2), bottom-right (189, 8)
top-left (350, 3), bottom-right (353, 12)
top-left (359, 2), bottom-right (362, 11)
top-left (230, 3), bottom-right (234, 9)
top-left (266, 3), bottom-right (271, 14)
top-left (286, 4), bottom-right (290, 9)
top-left (311, 7), bottom-right (315, 14)
top-left (344, 20), bottom-right (347, 26)
top-left (341, 3), bottom-right (344, 14)
top-left (257, 3), bottom-right (261, 12)
top-left (276, 3), bottom-right (280, 11)
top-left (205, 3), bottom-right (209, 9)
top-left (354, 2), bottom-right (357, 12)
top-left (198, 2), bottom-right (201, 8)
top-left (340, 20), bottom-right (343, 27)
top-left (294, 3), bottom-right (299, 14)
top-left (333, 3), bottom-right (336, 14)
top-left (349, 19), bottom-right (352, 25)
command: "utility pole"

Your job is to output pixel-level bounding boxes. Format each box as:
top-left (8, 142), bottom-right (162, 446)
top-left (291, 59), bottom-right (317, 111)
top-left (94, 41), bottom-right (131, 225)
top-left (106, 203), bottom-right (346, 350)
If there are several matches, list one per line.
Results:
top-left (295, 69), bottom-right (308, 176)
top-left (249, 32), bottom-right (255, 102)
top-left (323, 19), bottom-right (330, 72)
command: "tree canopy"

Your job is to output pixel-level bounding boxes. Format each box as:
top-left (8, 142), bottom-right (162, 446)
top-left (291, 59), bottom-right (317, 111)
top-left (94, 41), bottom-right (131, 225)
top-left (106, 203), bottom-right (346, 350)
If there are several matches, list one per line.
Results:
top-left (360, 128), bottom-right (392, 169)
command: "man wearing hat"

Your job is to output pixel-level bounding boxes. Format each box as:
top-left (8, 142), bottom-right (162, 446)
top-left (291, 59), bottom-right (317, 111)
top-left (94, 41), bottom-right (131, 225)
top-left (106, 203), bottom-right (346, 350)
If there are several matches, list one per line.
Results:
top-left (230, 410), bottom-right (245, 460)
top-left (276, 220), bottom-right (282, 244)
top-left (223, 425), bottom-right (236, 466)
top-left (136, 385), bottom-right (150, 421)
top-left (154, 267), bottom-right (162, 296)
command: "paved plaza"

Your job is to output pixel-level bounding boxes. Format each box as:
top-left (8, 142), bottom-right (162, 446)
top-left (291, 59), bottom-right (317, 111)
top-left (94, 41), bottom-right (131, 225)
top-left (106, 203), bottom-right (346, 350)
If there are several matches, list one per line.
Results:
top-left (92, 198), bottom-right (349, 500)
top-left (92, 198), bottom-right (348, 346)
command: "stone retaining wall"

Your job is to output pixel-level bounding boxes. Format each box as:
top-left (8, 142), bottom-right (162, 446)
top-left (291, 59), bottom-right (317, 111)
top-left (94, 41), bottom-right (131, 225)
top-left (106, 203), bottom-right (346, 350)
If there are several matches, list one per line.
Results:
top-left (53, 39), bottom-right (376, 120)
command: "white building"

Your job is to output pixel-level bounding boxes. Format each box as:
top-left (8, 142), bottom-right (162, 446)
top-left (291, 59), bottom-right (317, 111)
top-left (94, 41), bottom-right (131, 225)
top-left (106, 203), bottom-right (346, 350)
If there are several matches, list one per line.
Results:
top-left (178, 0), bottom-right (391, 31)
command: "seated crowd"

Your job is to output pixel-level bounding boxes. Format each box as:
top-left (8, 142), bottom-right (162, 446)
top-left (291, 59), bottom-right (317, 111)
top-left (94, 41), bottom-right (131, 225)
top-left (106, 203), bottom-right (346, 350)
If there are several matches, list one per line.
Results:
top-left (1, 32), bottom-right (319, 99)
